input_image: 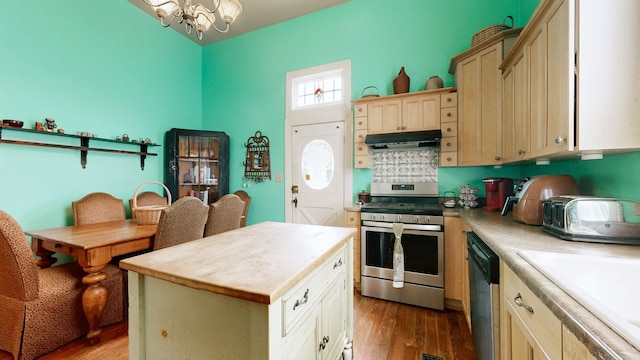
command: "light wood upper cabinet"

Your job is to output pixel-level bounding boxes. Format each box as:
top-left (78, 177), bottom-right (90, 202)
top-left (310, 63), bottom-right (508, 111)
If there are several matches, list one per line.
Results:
top-left (455, 43), bottom-right (502, 165)
top-left (367, 98), bottom-right (402, 134)
top-left (403, 94), bottom-right (440, 132)
top-left (367, 93), bottom-right (441, 134)
top-left (502, 52), bottom-right (529, 162)
top-left (500, 0), bottom-right (640, 161)
top-left (450, 28), bottom-right (521, 166)
top-left (351, 88), bottom-right (456, 169)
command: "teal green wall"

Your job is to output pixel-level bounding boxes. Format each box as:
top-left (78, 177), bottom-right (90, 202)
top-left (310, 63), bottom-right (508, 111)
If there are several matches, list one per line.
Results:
top-left (202, 0), bottom-right (544, 223)
top-left (2, 0), bottom-right (637, 234)
top-left (0, 1), bottom-right (201, 233)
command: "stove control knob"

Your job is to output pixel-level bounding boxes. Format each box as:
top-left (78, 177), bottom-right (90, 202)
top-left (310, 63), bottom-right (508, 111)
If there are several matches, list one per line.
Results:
top-left (414, 216), bottom-right (420, 223)
top-left (426, 216), bottom-right (431, 223)
top-left (397, 215), bottom-right (402, 222)
top-left (370, 214), bottom-right (377, 221)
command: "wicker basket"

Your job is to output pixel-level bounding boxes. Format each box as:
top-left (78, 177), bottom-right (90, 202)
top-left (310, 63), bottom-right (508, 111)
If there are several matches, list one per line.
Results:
top-left (471, 16), bottom-right (514, 46)
top-left (132, 181), bottom-right (172, 225)
top-left (361, 86), bottom-right (380, 98)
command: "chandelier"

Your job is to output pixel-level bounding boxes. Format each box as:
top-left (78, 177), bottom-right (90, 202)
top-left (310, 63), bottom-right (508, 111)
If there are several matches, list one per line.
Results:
top-left (144, 0), bottom-right (243, 40)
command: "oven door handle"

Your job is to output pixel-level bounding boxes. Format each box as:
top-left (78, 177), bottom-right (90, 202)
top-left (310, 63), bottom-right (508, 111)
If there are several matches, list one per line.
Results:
top-left (361, 221), bottom-right (442, 232)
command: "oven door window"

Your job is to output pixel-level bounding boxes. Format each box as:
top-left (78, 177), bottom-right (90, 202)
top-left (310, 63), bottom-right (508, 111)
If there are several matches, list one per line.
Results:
top-left (364, 228), bottom-right (440, 275)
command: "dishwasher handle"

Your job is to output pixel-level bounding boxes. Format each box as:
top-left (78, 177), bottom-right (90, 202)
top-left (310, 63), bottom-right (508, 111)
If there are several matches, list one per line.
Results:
top-left (467, 232), bottom-right (499, 284)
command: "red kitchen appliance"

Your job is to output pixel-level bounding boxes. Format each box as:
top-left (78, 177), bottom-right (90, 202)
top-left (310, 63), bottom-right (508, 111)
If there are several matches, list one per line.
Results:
top-left (483, 178), bottom-right (514, 212)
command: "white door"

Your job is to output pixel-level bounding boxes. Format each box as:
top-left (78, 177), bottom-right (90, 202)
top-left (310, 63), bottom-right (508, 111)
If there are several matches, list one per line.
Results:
top-left (284, 60), bottom-right (353, 226)
top-left (291, 122), bottom-right (344, 226)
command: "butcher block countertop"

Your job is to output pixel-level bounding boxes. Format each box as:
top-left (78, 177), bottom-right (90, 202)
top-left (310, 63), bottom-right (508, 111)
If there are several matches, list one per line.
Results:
top-left (120, 221), bottom-right (355, 305)
top-left (448, 208), bottom-right (640, 360)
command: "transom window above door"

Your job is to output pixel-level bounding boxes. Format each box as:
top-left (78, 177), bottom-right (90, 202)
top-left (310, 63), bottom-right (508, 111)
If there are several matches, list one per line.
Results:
top-left (291, 70), bottom-right (344, 110)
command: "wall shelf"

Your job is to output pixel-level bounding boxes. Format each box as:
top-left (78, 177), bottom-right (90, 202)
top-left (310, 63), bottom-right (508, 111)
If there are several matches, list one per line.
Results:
top-left (0, 125), bottom-right (160, 170)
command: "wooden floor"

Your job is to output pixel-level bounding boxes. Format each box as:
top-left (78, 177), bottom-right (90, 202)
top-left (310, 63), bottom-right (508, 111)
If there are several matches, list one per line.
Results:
top-left (0, 290), bottom-right (476, 360)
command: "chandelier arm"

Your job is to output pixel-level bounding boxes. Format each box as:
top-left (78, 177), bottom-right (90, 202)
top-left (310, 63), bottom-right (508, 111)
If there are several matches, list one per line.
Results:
top-left (142, 0), bottom-right (175, 7)
top-left (193, 2), bottom-right (221, 16)
top-left (210, 22), bottom-right (230, 33)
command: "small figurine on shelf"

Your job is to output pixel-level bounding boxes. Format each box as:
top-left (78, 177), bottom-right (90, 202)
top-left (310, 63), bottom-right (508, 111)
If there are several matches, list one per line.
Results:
top-left (44, 118), bottom-right (57, 133)
top-left (34, 121), bottom-right (43, 131)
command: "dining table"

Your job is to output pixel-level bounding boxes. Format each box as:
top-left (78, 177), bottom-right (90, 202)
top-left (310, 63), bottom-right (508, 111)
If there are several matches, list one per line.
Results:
top-left (26, 219), bottom-right (157, 344)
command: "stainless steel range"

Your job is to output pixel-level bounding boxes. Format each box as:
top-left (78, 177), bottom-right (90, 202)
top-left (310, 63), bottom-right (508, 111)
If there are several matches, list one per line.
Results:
top-left (360, 182), bottom-right (444, 310)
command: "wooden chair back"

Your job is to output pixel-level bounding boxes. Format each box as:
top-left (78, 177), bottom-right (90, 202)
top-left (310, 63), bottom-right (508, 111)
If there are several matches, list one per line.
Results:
top-left (233, 190), bottom-right (251, 227)
top-left (0, 210), bottom-right (39, 301)
top-left (153, 197), bottom-right (209, 250)
top-left (72, 192), bottom-right (126, 225)
top-left (204, 194), bottom-right (245, 237)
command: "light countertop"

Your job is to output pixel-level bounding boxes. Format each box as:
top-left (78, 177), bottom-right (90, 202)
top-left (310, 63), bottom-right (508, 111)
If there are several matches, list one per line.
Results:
top-left (454, 208), bottom-right (640, 360)
top-left (120, 221), bottom-right (355, 305)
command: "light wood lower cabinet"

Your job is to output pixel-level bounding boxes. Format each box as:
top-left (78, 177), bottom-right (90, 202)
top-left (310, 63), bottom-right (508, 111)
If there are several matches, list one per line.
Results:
top-left (443, 216), bottom-right (471, 330)
top-left (562, 325), bottom-right (596, 360)
top-left (345, 210), bottom-right (361, 285)
top-left (501, 260), bottom-right (601, 359)
top-left (501, 260), bottom-right (562, 360)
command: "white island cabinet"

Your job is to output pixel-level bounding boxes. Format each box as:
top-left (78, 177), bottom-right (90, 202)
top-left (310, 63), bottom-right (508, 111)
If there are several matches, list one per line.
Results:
top-left (120, 221), bottom-right (355, 360)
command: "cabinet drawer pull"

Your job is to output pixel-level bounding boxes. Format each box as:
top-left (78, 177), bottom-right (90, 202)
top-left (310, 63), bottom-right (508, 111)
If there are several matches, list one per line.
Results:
top-left (333, 258), bottom-right (343, 269)
top-left (293, 289), bottom-right (309, 311)
top-left (446, 127), bottom-right (452, 132)
top-left (514, 293), bottom-right (534, 313)
top-left (447, 112), bottom-right (452, 117)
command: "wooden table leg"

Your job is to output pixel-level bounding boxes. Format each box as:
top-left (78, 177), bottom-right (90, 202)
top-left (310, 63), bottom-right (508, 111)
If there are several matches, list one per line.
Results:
top-left (81, 264), bottom-right (109, 344)
top-left (32, 240), bottom-right (57, 269)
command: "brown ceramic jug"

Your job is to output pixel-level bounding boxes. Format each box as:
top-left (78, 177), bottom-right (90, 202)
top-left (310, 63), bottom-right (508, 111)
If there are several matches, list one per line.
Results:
top-left (393, 67), bottom-right (410, 94)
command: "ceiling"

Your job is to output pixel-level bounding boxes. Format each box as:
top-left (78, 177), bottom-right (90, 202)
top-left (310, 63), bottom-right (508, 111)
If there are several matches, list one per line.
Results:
top-left (128, 0), bottom-right (350, 45)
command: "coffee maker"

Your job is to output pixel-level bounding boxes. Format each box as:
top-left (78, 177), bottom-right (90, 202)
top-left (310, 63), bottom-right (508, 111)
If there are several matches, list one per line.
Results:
top-left (483, 178), bottom-right (514, 212)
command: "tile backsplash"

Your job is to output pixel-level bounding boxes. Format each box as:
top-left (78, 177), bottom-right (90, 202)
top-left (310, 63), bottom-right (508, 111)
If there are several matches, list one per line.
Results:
top-left (370, 149), bottom-right (439, 183)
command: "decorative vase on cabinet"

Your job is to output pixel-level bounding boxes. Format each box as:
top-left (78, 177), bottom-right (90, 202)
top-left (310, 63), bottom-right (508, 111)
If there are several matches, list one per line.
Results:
top-left (165, 128), bottom-right (229, 205)
top-left (393, 67), bottom-right (410, 94)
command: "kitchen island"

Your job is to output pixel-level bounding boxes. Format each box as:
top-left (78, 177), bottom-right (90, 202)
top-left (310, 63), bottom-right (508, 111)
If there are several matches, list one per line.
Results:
top-left (449, 208), bottom-right (640, 359)
top-left (120, 221), bottom-right (355, 360)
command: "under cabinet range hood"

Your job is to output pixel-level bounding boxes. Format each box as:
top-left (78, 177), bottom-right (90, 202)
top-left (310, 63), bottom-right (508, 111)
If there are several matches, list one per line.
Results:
top-left (364, 130), bottom-right (442, 149)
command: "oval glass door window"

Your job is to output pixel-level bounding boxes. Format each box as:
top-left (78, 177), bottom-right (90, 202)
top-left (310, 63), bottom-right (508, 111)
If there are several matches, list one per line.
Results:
top-left (301, 139), bottom-right (334, 190)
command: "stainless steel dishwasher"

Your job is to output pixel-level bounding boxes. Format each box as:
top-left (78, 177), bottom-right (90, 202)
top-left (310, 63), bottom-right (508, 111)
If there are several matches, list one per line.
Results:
top-left (467, 231), bottom-right (500, 360)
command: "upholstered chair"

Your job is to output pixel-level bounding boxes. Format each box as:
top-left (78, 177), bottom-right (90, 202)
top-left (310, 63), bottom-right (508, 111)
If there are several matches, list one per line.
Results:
top-left (204, 194), bottom-right (245, 237)
top-left (129, 191), bottom-right (168, 220)
top-left (72, 192), bottom-right (126, 225)
top-left (233, 190), bottom-right (252, 227)
top-left (0, 210), bottom-right (124, 360)
top-left (153, 197), bottom-right (209, 250)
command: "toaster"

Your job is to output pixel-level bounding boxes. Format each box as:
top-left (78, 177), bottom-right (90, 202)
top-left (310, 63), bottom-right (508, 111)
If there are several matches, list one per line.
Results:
top-left (542, 196), bottom-right (640, 244)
